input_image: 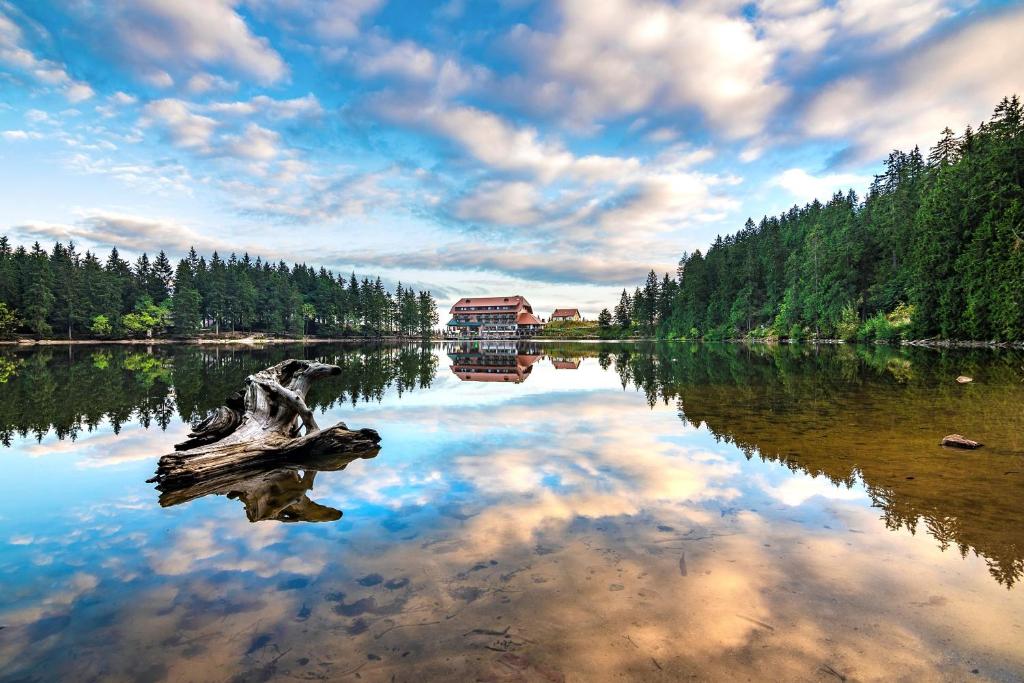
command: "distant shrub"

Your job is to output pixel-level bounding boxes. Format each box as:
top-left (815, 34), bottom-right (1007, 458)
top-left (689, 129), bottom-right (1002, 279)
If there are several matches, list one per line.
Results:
top-left (857, 303), bottom-right (914, 343)
top-left (835, 302), bottom-right (861, 341)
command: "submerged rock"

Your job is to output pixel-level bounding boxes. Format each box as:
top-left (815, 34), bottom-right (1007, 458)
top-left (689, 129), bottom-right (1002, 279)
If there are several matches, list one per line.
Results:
top-left (941, 434), bottom-right (983, 449)
top-left (956, 375), bottom-right (973, 384)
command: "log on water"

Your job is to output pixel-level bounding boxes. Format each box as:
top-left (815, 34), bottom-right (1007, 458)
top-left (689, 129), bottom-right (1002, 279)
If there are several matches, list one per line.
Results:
top-left (151, 359), bottom-right (381, 489)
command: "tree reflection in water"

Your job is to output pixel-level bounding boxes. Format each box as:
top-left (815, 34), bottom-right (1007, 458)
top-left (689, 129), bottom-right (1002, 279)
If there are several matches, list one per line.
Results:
top-left (0, 340), bottom-right (1020, 585)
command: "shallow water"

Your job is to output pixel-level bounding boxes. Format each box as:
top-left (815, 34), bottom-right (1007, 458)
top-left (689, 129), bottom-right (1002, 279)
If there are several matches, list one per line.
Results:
top-left (0, 342), bottom-right (1022, 682)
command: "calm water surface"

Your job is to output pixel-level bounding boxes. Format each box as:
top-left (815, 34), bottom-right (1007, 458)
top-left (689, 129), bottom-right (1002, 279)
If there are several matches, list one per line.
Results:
top-left (0, 342), bottom-right (1022, 682)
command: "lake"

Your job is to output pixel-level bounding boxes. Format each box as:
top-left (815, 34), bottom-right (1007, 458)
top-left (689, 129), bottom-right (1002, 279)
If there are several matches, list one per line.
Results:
top-left (0, 342), bottom-right (1022, 682)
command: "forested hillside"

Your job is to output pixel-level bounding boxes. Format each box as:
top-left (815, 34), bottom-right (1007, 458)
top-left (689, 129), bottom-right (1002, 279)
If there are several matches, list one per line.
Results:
top-left (0, 242), bottom-right (439, 339)
top-left (611, 96), bottom-right (1024, 342)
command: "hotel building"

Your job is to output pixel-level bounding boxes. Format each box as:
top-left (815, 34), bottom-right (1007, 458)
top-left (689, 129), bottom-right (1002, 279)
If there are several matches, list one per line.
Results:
top-left (445, 295), bottom-right (544, 339)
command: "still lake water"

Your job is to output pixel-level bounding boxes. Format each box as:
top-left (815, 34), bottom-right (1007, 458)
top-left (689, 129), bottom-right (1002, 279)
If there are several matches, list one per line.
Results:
top-left (0, 342), bottom-right (1022, 682)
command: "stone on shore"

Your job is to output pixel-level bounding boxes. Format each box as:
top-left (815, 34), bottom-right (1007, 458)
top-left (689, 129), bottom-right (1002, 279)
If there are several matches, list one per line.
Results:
top-left (956, 375), bottom-right (973, 384)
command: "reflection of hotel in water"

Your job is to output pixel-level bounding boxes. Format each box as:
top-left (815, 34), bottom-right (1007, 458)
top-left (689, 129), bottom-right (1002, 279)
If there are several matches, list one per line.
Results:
top-left (447, 341), bottom-right (543, 383)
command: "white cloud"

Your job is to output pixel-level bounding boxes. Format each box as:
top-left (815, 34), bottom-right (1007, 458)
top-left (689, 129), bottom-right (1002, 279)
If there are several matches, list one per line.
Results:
top-left (378, 101), bottom-right (636, 184)
top-left (110, 0), bottom-right (287, 84)
top-left (65, 82), bottom-right (95, 103)
top-left (202, 93), bottom-right (322, 120)
top-left (836, 0), bottom-right (961, 50)
top-left (142, 99), bottom-right (218, 151)
top-left (140, 69), bottom-right (174, 88)
top-left (771, 168), bottom-right (871, 202)
top-left (2, 129), bottom-right (43, 140)
top-left (803, 6), bottom-right (1024, 161)
top-left (64, 153), bottom-right (194, 195)
top-left (505, 0), bottom-right (786, 137)
top-left (16, 210), bottom-right (222, 255)
top-left (354, 37), bottom-right (438, 80)
top-left (0, 5), bottom-right (94, 102)
top-left (222, 122), bottom-right (280, 160)
top-left (248, 0), bottom-right (383, 41)
top-left (109, 91), bottom-right (138, 106)
top-left (185, 72), bottom-right (238, 94)
top-left (455, 181), bottom-right (541, 226)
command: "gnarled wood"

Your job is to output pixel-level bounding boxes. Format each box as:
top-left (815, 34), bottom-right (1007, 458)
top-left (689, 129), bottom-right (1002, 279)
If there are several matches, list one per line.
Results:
top-left (151, 359), bottom-right (381, 489)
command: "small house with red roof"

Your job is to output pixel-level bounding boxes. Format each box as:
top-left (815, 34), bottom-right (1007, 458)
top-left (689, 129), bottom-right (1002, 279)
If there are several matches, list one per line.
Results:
top-left (446, 295), bottom-right (545, 338)
top-left (550, 308), bottom-right (582, 322)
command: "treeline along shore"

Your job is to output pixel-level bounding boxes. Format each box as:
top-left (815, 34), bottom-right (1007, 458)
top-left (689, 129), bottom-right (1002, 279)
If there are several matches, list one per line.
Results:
top-left (607, 96), bottom-right (1024, 344)
top-left (0, 241), bottom-right (439, 341)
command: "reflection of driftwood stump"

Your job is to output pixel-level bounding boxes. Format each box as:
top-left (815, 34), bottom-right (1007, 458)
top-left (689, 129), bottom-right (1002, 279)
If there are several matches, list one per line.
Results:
top-left (155, 449), bottom-right (378, 523)
top-left (151, 359), bottom-right (381, 488)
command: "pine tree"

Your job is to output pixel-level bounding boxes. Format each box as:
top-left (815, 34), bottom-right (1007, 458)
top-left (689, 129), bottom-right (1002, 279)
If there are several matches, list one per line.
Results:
top-left (23, 242), bottom-right (54, 336)
top-left (171, 259), bottom-right (202, 335)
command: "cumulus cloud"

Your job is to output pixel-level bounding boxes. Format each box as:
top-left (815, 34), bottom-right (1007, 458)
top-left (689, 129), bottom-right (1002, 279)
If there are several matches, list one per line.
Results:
top-left (185, 72), bottom-right (238, 94)
top-left (377, 101), bottom-right (637, 183)
top-left (2, 129), bottom-right (43, 140)
top-left (454, 181), bottom-right (541, 226)
top-left (771, 168), bottom-right (871, 202)
top-left (202, 93), bottom-right (322, 120)
top-left (340, 242), bottom-right (675, 286)
top-left (248, 0), bottom-right (383, 41)
top-left (226, 166), bottom-right (409, 223)
top-left (802, 6), bottom-right (1024, 162)
top-left (64, 153), bottom-right (194, 195)
top-left (142, 99), bottom-right (218, 152)
top-left (105, 0), bottom-right (287, 84)
top-left (348, 35), bottom-right (490, 99)
top-left (504, 0), bottom-right (786, 138)
top-left (15, 210), bottom-right (223, 255)
top-left (138, 95), bottom-right (320, 163)
top-left (221, 122), bottom-right (280, 160)
top-left (0, 4), bottom-right (94, 102)
top-left (757, 0), bottom-right (967, 58)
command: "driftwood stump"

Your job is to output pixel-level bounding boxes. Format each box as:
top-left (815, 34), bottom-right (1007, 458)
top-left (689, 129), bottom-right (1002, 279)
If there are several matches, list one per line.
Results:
top-left (151, 359), bottom-right (381, 489)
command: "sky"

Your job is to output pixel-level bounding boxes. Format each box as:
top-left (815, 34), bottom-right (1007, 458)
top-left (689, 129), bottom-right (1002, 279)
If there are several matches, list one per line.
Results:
top-left (0, 0), bottom-right (1022, 318)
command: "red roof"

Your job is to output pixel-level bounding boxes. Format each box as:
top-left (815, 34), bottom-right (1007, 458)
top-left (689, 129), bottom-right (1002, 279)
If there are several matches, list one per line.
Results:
top-left (516, 311), bottom-right (542, 325)
top-left (449, 295), bottom-right (530, 314)
top-left (551, 308), bottom-right (580, 318)
top-left (552, 359), bottom-right (581, 369)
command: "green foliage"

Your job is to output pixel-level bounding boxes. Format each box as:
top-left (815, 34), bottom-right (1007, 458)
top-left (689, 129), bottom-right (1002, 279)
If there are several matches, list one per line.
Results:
top-left (0, 302), bottom-right (18, 338)
top-left (597, 308), bottom-right (612, 328)
top-left (0, 356), bottom-right (17, 383)
top-left (857, 303), bottom-right (914, 343)
top-left (122, 298), bottom-right (172, 337)
top-left (90, 315), bottom-right (113, 337)
top-left (0, 237), bottom-right (439, 339)
top-left (835, 302), bottom-right (861, 342)
top-left (616, 96), bottom-right (1024, 342)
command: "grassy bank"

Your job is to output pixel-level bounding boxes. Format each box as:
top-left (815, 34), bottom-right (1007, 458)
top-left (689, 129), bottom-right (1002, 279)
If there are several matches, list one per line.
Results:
top-left (535, 321), bottom-right (641, 340)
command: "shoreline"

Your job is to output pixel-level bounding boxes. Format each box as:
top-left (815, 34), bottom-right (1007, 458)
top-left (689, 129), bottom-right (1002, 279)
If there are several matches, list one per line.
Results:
top-left (0, 335), bottom-right (432, 347)
top-left (2, 336), bottom-right (1021, 350)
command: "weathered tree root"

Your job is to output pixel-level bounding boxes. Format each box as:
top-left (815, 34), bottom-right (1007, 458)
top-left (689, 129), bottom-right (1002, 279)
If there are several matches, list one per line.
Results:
top-left (151, 359), bottom-right (382, 489)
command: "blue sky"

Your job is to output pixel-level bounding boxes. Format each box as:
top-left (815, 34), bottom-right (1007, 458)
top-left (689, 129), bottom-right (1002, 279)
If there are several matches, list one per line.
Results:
top-left (1, 0), bottom-right (1022, 316)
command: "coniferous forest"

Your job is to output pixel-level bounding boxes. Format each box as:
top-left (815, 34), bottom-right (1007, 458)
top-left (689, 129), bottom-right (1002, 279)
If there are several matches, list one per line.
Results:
top-left (0, 242), bottom-right (439, 339)
top-left (611, 96), bottom-right (1024, 342)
